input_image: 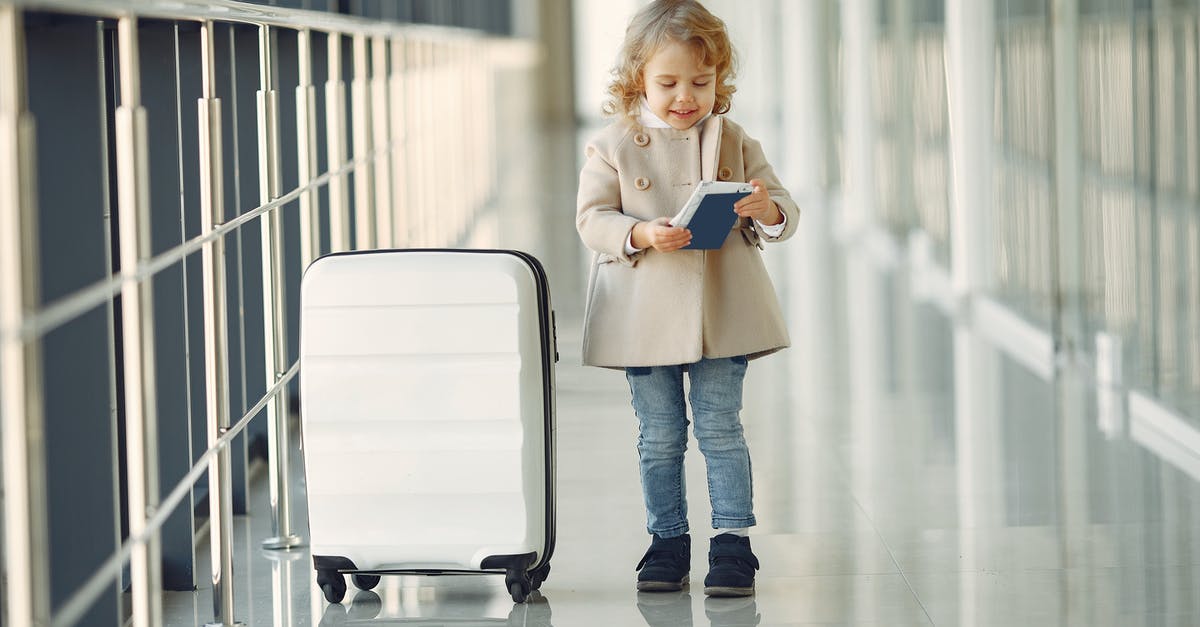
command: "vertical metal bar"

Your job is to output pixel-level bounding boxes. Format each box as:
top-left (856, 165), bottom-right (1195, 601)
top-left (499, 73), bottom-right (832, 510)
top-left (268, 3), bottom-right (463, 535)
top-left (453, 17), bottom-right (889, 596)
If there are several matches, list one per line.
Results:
top-left (405, 37), bottom-right (422, 243)
top-left (226, 24), bottom-right (250, 442)
top-left (440, 41), bottom-right (455, 244)
top-left (445, 41), bottom-right (459, 244)
top-left (296, 28), bottom-right (318, 268)
top-left (432, 40), bottom-right (445, 244)
top-left (461, 40), bottom-right (476, 237)
top-left (170, 29), bottom-right (201, 589)
top-left (229, 25), bottom-right (251, 514)
top-left (97, 19), bottom-right (124, 626)
top-left (257, 24), bottom-right (301, 551)
top-left (425, 39), bottom-right (437, 243)
top-left (350, 33), bottom-right (374, 249)
top-left (388, 36), bottom-right (407, 247)
top-left (473, 39), bottom-right (490, 231)
top-left (198, 20), bottom-right (243, 627)
top-left (0, 6), bottom-right (51, 627)
top-left (325, 32), bottom-right (349, 253)
top-left (370, 35), bottom-right (392, 248)
top-left (115, 15), bottom-right (165, 627)
top-left (412, 38), bottom-right (428, 244)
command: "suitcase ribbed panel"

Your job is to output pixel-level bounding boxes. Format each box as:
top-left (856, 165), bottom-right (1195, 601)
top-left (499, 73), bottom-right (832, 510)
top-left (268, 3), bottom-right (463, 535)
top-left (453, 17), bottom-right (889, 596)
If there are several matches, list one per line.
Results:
top-left (299, 252), bottom-right (549, 571)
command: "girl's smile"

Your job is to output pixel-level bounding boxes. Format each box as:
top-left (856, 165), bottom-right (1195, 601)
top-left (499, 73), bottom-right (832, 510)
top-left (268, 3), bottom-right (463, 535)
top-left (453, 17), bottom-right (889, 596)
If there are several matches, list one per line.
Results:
top-left (642, 40), bottom-right (717, 130)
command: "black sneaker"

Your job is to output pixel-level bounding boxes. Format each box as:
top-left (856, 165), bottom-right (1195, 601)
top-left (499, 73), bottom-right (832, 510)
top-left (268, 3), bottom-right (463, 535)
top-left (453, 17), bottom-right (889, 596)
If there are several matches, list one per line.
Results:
top-left (703, 534), bottom-right (759, 597)
top-left (635, 533), bottom-right (691, 592)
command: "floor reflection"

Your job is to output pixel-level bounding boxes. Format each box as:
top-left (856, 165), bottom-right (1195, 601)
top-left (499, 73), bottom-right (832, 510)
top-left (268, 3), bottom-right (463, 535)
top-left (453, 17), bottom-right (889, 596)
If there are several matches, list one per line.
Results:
top-left (316, 582), bottom-right (553, 626)
top-left (634, 591), bottom-right (762, 627)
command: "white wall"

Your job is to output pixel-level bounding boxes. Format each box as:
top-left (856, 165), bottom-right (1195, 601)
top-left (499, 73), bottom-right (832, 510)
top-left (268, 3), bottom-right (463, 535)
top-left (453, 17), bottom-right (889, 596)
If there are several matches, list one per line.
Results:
top-left (571, 0), bottom-right (783, 140)
top-left (572, 0), bottom-right (640, 124)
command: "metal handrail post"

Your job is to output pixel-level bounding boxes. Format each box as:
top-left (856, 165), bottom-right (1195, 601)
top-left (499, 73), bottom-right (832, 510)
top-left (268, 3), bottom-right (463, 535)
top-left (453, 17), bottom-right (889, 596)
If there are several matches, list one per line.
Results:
top-left (257, 23), bottom-right (302, 551)
top-left (296, 28), bottom-right (318, 269)
top-left (370, 35), bottom-right (392, 248)
top-left (198, 20), bottom-right (243, 627)
top-left (115, 14), bottom-right (165, 627)
top-left (388, 36), bottom-right (407, 246)
top-left (350, 33), bottom-right (374, 250)
top-left (325, 32), bottom-right (350, 253)
top-left (415, 38), bottom-right (432, 244)
top-left (0, 6), bottom-right (52, 627)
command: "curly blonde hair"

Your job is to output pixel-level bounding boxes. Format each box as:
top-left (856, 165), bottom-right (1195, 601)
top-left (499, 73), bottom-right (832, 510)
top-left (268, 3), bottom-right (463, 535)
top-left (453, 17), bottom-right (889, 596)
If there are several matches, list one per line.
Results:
top-left (603, 0), bottom-right (738, 123)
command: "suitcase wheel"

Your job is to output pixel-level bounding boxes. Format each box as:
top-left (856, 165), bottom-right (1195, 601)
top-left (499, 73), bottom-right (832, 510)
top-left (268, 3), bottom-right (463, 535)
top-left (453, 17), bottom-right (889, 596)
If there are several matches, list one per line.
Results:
top-left (318, 569), bottom-right (347, 604)
top-left (505, 570), bottom-right (532, 603)
top-left (352, 574), bottom-right (381, 591)
top-left (530, 563), bottom-right (551, 591)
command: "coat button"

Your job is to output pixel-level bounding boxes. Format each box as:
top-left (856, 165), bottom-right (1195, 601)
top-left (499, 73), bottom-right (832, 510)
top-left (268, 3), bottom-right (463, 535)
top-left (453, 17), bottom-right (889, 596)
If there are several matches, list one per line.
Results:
top-left (717, 166), bottom-right (733, 181)
top-left (634, 177), bottom-right (651, 190)
top-left (633, 132), bottom-right (650, 147)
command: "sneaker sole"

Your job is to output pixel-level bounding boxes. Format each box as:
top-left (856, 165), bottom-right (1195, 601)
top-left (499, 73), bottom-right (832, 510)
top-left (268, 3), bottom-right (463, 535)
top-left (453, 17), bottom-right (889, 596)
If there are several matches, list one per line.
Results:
top-left (637, 576), bottom-right (689, 592)
top-left (703, 584), bottom-right (754, 597)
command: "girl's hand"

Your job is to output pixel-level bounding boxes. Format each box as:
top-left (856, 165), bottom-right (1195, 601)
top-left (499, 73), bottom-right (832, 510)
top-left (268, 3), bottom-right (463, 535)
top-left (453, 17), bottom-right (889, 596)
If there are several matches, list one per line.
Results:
top-left (734, 178), bottom-right (783, 226)
top-left (632, 217), bottom-right (691, 253)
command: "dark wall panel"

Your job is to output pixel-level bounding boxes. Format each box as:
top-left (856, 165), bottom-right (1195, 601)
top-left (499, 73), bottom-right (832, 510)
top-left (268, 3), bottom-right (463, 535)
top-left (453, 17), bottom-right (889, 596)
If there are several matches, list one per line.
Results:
top-left (26, 15), bottom-right (121, 626)
top-left (136, 20), bottom-right (204, 591)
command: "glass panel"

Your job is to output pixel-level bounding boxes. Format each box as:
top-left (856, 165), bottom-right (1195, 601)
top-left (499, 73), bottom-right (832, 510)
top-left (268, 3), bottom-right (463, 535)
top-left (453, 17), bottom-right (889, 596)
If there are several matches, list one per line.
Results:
top-left (1078, 0), bottom-right (1199, 427)
top-left (1145, 4), bottom-right (1200, 420)
top-left (913, 18), bottom-right (951, 266)
top-left (992, 2), bottom-right (1056, 328)
top-left (872, 24), bottom-right (903, 232)
top-left (1079, 7), bottom-right (1139, 378)
top-left (870, 2), bottom-right (949, 257)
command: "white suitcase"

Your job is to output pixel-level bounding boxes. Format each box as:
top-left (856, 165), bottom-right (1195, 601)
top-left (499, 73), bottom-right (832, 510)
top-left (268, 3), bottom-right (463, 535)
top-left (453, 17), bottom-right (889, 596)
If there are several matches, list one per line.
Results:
top-left (299, 249), bottom-right (557, 604)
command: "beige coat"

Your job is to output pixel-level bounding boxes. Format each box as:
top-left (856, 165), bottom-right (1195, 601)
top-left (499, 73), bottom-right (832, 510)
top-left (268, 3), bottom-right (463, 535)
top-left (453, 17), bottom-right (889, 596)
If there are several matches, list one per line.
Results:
top-left (576, 115), bottom-right (799, 368)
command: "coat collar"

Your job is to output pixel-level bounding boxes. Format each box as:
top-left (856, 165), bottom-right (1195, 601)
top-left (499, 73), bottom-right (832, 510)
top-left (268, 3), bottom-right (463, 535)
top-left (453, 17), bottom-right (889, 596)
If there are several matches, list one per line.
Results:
top-left (699, 115), bottom-right (723, 182)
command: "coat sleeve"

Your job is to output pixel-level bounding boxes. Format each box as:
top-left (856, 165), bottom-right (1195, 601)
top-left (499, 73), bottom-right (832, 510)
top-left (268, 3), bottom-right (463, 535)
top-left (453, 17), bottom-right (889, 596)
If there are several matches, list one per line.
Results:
top-left (576, 135), bottom-right (645, 265)
top-left (741, 134), bottom-right (799, 243)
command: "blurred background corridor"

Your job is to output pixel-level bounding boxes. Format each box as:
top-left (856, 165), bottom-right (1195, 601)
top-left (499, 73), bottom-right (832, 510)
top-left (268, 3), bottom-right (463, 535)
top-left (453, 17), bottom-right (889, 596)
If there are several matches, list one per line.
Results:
top-left (0, 0), bottom-right (1198, 625)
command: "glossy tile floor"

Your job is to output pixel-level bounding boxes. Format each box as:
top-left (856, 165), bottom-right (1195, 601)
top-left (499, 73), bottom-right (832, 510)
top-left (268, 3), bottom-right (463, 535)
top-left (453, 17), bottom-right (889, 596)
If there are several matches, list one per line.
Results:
top-left (163, 111), bottom-right (1200, 626)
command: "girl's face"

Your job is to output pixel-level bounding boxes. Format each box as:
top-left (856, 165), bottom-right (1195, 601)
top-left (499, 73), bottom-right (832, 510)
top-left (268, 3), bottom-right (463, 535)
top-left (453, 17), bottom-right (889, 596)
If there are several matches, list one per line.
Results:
top-left (641, 40), bottom-right (716, 130)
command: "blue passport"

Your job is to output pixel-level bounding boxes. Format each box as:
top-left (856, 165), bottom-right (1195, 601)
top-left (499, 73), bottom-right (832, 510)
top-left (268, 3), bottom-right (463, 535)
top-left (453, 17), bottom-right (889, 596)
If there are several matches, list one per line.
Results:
top-left (669, 181), bottom-right (754, 250)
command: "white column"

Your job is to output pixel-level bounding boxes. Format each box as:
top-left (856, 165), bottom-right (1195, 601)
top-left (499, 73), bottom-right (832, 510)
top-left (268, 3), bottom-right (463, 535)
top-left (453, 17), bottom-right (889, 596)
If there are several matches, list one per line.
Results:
top-left (945, 0), bottom-right (996, 298)
top-left (840, 0), bottom-right (877, 238)
top-left (947, 7), bottom-right (999, 625)
top-left (1053, 0), bottom-right (1084, 352)
top-left (780, 0), bottom-right (837, 414)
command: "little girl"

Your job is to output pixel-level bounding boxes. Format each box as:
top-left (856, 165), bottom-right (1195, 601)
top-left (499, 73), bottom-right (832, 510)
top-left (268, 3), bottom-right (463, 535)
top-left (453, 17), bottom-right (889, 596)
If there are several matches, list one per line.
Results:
top-left (576, 0), bottom-right (797, 598)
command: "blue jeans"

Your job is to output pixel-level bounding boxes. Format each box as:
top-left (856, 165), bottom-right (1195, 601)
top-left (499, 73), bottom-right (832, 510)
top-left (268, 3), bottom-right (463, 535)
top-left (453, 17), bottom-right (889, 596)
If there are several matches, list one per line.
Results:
top-left (625, 356), bottom-right (756, 538)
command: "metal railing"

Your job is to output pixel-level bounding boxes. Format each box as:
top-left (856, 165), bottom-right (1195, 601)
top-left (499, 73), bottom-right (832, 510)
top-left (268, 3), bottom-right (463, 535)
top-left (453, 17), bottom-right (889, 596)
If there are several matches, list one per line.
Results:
top-left (0, 1), bottom-right (530, 625)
